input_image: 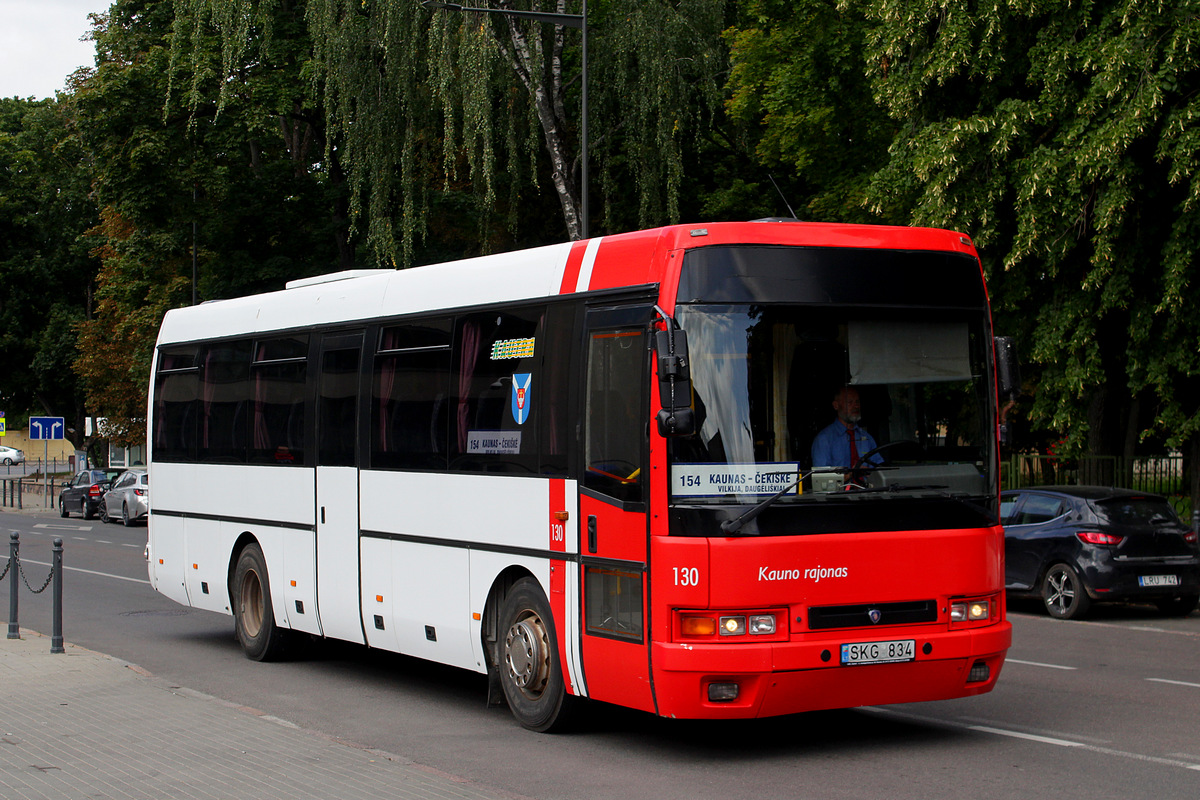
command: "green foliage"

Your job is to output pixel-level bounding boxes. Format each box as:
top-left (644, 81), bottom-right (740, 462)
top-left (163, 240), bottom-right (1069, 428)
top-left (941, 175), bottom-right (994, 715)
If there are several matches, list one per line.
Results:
top-left (71, 0), bottom-right (356, 442)
top-left (0, 96), bottom-right (96, 439)
top-left (723, 0), bottom-right (896, 221)
top-left (173, 0), bottom-right (729, 264)
top-left (844, 0), bottom-right (1200, 455)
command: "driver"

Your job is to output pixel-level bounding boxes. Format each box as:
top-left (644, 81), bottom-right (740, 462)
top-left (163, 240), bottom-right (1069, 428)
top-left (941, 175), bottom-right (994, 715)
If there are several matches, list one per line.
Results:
top-left (810, 386), bottom-right (881, 470)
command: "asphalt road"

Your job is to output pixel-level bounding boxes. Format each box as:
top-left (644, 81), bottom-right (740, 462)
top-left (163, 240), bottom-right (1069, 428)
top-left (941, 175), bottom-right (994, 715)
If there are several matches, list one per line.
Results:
top-left (3, 508), bottom-right (1198, 800)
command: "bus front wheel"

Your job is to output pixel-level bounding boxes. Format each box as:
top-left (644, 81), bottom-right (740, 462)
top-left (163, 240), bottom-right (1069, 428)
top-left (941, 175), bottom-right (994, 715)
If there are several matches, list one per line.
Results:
top-left (498, 577), bottom-right (573, 732)
top-left (232, 544), bottom-right (288, 661)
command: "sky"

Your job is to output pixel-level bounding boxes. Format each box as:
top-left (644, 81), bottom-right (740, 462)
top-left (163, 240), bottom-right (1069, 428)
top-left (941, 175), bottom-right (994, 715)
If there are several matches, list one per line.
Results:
top-left (1, 0), bottom-right (108, 100)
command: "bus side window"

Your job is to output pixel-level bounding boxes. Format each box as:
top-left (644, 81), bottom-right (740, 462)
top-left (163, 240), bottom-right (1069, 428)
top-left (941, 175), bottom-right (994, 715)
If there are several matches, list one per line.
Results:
top-left (248, 335), bottom-right (309, 465)
top-left (199, 340), bottom-right (252, 464)
top-left (153, 346), bottom-right (201, 462)
top-left (451, 308), bottom-right (543, 475)
top-left (584, 328), bottom-right (646, 503)
top-left (538, 303), bottom-right (575, 478)
top-left (372, 321), bottom-right (452, 471)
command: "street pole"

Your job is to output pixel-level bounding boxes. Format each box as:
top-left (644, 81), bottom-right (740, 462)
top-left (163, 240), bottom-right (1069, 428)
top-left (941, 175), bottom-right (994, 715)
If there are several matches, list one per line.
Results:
top-left (581, 0), bottom-right (588, 239)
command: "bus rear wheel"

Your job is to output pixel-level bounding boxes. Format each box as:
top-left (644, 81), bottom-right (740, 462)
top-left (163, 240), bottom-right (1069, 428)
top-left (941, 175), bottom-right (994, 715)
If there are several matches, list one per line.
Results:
top-left (232, 544), bottom-right (288, 661)
top-left (498, 578), bottom-right (573, 732)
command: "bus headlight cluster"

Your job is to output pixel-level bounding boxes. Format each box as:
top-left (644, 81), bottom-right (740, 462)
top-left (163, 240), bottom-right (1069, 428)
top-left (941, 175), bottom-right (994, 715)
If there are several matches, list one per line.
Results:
top-left (949, 596), bottom-right (998, 627)
top-left (679, 611), bottom-right (779, 640)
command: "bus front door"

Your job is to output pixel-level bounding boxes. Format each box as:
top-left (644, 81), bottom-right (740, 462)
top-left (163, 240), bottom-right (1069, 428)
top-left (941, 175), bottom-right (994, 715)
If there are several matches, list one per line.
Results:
top-left (315, 332), bottom-right (366, 645)
top-left (578, 311), bottom-right (655, 713)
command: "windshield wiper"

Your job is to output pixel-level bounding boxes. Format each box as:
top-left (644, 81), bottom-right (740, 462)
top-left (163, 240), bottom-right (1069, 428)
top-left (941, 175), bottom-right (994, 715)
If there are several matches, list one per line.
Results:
top-left (720, 469), bottom-right (828, 535)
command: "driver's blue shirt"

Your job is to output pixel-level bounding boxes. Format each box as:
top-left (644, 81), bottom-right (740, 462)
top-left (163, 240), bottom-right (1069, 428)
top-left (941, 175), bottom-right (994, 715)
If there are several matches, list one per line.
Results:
top-left (811, 421), bottom-right (879, 469)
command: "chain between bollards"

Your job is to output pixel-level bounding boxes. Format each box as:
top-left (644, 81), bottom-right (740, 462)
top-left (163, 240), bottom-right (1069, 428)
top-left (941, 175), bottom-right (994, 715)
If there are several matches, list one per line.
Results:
top-left (4, 531), bottom-right (66, 652)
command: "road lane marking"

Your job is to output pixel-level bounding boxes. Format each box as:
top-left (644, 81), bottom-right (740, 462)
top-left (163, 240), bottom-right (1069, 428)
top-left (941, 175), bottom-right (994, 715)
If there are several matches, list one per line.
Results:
top-left (21, 558), bottom-right (149, 585)
top-left (968, 725), bottom-right (1084, 746)
top-left (1147, 678), bottom-right (1200, 689)
top-left (1006, 658), bottom-right (1077, 670)
top-left (864, 706), bottom-right (1200, 771)
top-left (34, 524), bottom-right (93, 531)
top-left (1010, 611), bottom-right (1200, 638)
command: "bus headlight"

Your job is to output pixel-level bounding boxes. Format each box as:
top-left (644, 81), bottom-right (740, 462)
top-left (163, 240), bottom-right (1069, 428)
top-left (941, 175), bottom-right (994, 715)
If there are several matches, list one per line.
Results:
top-left (950, 597), bottom-right (994, 625)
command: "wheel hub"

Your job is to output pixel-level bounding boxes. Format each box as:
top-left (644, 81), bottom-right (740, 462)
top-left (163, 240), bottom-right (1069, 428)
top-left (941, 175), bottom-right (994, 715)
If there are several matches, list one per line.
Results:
top-left (505, 615), bottom-right (549, 695)
top-left (239, 570), bottom-right (264, 638)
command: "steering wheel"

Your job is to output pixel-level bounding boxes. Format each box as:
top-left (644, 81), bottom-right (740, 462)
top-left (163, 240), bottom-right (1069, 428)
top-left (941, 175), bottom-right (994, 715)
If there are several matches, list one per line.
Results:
top-left (852, 439), bottom-right (922, 471)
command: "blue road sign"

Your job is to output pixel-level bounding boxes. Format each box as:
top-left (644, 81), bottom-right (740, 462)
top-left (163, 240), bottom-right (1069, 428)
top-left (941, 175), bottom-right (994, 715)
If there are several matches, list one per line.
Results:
top-left (29, 416), bottom-right (65, 440)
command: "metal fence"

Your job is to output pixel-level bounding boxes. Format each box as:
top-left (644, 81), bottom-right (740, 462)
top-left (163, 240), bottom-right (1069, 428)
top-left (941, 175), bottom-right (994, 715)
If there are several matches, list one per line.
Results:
top-left (1, 477), bottom-right (64, 509)
top-left (0, 457), bottom-right (76, 476)
top-left (1005, 454), bottom-right (1192, 518)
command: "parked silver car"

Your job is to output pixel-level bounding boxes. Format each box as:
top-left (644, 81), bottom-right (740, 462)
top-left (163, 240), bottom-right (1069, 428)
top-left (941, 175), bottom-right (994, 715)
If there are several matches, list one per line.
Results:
top-left (101, 468), bottom-right (149, 526)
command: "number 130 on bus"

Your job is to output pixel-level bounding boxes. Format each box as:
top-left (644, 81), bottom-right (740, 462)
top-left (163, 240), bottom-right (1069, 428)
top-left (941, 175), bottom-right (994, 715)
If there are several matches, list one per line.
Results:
top-left (146, 220), bottom-right (1015, 730)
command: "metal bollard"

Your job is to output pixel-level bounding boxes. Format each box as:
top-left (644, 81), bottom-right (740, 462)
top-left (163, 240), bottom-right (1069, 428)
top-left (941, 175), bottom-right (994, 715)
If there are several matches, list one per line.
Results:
top-left (7, 532), bottom-right (18, 639)
top-left (51, 538), bottom-right (63, 654)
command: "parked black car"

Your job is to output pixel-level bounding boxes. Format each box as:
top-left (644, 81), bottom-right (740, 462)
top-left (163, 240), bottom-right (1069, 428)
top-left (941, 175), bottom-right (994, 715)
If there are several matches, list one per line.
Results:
top-left (1002, 486), bottom-right (1200, 619)
top-left (58, 470), bottom-right (116, 520)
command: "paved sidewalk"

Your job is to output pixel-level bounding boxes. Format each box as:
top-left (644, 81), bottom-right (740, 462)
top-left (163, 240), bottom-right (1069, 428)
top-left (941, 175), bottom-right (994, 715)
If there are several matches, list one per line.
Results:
top-left (0, 631), bottom-right (525, 800)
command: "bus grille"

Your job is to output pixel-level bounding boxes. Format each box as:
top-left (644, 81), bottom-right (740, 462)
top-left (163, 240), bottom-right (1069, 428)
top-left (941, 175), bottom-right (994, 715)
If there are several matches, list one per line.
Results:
top-left (807, 600), bottom-right (938, 630)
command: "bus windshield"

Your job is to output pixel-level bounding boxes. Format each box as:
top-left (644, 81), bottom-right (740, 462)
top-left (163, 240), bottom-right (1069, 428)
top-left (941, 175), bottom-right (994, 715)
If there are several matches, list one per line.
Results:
top-left (668, 302), bottom-right (996, 521)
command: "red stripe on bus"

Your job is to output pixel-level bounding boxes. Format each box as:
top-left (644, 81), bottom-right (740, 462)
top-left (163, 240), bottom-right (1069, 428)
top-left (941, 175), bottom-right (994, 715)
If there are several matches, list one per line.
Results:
top-left (558, 240), bottom-right (589, 294)
top-left (547, 478), bottom-right (572, 693)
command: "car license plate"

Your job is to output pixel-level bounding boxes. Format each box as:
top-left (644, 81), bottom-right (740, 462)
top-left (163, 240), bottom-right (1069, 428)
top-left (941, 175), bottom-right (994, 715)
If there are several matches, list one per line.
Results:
top-left (841, 639), bottom-right (915, 666)
top-left (1138, 575), bottom-right (1180, 587)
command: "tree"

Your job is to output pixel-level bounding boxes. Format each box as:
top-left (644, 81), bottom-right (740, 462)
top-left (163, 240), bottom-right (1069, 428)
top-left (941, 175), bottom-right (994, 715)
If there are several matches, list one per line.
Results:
top-left (72, 0), bottom-right (355, 444)
top-left (722, 0), bottom-right (896, 222)
top-left (183, 0), bottom-right (729, 265)
top-left (843, 0), bottom-right (1200, 509)
top-left (0, 97), bottom-right (97, 446)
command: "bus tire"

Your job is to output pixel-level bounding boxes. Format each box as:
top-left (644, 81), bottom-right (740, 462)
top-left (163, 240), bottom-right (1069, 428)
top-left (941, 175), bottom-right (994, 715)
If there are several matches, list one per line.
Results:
top-left (232, 543), bottom-right (288, 661)
top-left (498, 577), bottom-right (574, 732)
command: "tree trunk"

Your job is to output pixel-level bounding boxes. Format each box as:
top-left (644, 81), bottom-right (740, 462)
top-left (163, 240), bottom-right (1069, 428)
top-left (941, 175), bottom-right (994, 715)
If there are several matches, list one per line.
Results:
top-left (496, 13), bottom-right (583, 240)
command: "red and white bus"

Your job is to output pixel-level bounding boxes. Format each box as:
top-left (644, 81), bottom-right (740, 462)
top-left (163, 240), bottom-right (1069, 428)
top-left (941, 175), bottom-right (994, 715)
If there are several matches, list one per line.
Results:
top-left (146, 220), bottom-right (1012, 730)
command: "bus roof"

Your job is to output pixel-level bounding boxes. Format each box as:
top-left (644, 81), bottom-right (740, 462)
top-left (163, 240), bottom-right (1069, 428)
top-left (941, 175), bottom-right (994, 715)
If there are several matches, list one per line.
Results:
top-left (156, 221), bottom-right (977, 346)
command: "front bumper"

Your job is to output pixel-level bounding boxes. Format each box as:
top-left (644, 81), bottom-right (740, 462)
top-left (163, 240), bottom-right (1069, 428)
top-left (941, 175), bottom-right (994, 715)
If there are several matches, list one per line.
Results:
top-left (651, 622), bottom-right (1011, 719)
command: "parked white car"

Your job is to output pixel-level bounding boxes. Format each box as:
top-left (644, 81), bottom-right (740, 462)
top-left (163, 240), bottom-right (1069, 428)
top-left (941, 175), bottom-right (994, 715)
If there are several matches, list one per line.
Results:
top-left (0, 445), bottom-right (24, 466)
top-left (101, 468), bottom-right (149, 526)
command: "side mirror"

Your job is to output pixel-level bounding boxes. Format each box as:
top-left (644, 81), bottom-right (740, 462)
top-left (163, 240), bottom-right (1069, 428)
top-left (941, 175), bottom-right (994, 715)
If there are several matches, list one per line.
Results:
top-left (654, 328), bottom-right (696, 437)
top-left (994, 336), bottom-right (1020, 400)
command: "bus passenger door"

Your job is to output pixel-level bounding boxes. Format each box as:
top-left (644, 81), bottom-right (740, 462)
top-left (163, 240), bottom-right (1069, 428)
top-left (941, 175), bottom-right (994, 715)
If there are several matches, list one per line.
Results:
top-left (315, 332), bottom-right (366, 645)
top-left (578, 307), bottom-right (655, 713)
